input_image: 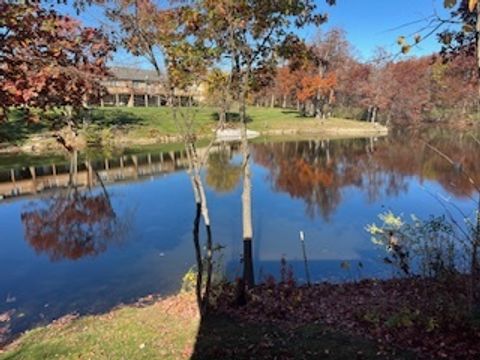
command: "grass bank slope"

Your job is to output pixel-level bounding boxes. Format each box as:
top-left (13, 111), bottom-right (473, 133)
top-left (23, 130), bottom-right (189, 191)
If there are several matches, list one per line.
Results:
top-left (1, 292), bottom-right (399, 360)
top-left (1, 107), bottom-right (387, 154)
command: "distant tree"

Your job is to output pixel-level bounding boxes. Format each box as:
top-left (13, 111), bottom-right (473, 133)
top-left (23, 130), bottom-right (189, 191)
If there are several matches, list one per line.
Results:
top-left (310, 28), bottom-right (351, 119)
top-left (274, 66), bottom-right (297, 108)
top-left (388, 57), bottom-right (433, 126)
top-left (0, 3), bottom-right (112, 123)
top-left (205, 69), bottom-right (232, 128)
top-left (431, 52), bottom-right (478, 118)
top-left (296, 69), bottom-right (337, 117)
top-left (358, 48), bottom-right (395, 124)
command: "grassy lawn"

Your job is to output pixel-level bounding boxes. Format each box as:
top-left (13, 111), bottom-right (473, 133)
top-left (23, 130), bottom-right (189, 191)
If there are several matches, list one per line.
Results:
top-left (93, 106), bottom-right (384, 137)
top-left (0, 107), bottom-right (385, 152)
top-left (0, 293), bottom-right (407, 360)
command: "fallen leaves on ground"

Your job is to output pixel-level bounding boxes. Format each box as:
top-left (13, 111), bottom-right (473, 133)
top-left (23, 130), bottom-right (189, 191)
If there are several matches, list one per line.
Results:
top-left (211, 276), bottom-right (480, 359)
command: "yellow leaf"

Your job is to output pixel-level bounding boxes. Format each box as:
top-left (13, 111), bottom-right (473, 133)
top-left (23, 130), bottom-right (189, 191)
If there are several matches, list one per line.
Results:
top-left (469, 0), bottom-right (478, 12)
top-left (401, 45), bottom-right (411, 54)
top-left (444, 0), bottom-right (457, 9)
top-left (463, 23), bottom-right (475, 32)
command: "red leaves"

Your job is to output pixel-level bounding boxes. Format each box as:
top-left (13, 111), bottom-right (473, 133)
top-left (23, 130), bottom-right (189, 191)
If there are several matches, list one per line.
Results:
top-left (21, 189), bottom-right (118, 261)
top-left (0, 3), bottom-right (113, 120)
top-left (211, 276), bottom-right (480, 359)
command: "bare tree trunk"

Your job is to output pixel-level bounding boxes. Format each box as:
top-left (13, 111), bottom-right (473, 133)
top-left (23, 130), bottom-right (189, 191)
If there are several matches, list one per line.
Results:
top-left (186, 141), bottom-right (213, 315)
top-left (192, 202), bottom-right (203, 311)
top-left (240, 71), bottom-right (254, 288)
top-left (315, 91), bottom-right (322, 120)
top-left (69, 150), bottom-right (78, 187)
top-left (171, 92), bottom-right (215, 315)
top-left (270, 93), bottom-right (275, 108)
top-left (282, 94), bottom-right (287, 108)
top-left (371, 106), bottom-right (378, 123)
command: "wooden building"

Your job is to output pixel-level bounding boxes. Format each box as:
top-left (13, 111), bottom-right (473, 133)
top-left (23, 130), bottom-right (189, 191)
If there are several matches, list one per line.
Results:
top-left (100, 67), bottom-right (167, 107)
top-left (100, 67), bottom-right (205, 107)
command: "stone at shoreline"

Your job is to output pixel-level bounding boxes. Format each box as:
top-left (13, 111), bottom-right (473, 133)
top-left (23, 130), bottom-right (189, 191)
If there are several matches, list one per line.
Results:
top-left (215, 129), bottom-right (260, 142)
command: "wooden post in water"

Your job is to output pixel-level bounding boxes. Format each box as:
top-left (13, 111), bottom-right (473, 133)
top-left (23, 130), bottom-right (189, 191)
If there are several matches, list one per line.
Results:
top-left (170, 151), bottom-right (176, 168)
top-left (147, 154), bottom-right (152, 174)
top-left (159, 152), bottom-right (164, 171)
top-left (104, 158), bottom-right (110, 181)
top-left (132, 155), bottom-right (138, 178)
top-left (86, 161), bottom-right (93, 189)
top-left (120, 156), bottom-right (125, 179)
top-left (10, 169), bottom-right (17, 195)
top-left (29, 166), bottom-right (37, 194)
top-left (51, 163), bottom-right (58, 187)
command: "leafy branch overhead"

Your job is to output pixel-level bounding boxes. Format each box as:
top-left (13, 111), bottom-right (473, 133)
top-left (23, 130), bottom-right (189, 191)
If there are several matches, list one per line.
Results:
top-left (397, 0), bottom-right (478, 56)
top-left (0, 3), bottom-right (113, 122)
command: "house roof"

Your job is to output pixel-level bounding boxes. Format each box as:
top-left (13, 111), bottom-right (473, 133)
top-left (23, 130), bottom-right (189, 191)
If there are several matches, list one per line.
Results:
top-left (109, 67), bottom-right (163, 82)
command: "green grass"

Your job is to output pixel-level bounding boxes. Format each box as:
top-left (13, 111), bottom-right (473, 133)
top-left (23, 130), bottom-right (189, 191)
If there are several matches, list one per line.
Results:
top-left (0, 293), bottom-right (409, 360)
top-left (91, 107), bottom-right (215, 139)
top-left (0, 106), bottom-right (384, 145)
top-left (92, 106), bottom-right (384, 137)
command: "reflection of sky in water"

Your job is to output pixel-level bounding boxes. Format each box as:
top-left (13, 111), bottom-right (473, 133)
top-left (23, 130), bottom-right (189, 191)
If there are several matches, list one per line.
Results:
top-left (0, 138), bottom-right (476, 335)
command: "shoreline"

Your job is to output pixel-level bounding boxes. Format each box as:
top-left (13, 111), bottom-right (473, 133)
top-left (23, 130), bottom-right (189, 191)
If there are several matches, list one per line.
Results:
top-left (1, 275), bottom-right (476, 359)
top-left (0, 123), bottom-right (388, 156)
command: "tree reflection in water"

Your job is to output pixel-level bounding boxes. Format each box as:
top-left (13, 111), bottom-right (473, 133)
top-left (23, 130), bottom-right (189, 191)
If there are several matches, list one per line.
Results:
top-left (252, 134), bottom-right (480, 221)
top-left (20, 153), bottom-right (128, 261)
top-left (206, 143), bottom-right (242, 193)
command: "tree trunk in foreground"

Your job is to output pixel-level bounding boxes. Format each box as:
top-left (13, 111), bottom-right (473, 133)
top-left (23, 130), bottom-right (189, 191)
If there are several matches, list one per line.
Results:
top-left (240, 72), bottom-right (254, 288)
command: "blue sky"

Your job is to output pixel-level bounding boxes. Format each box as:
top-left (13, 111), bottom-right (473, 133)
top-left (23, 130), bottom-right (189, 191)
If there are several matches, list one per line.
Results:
top-left (313, 0), bottom-right (451, 60)
top-left (62, 0), bottom-right (452, 68)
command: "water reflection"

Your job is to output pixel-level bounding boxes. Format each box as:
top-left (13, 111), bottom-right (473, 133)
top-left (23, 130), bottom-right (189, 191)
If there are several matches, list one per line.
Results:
top-left (206, 143), bottom-right (242, 193)
top-left (19, 152), bottom-right (129, 262)
top-left (0, 133), bottom-right (479, 338)
top-left (252, 135), bottom-right (480, 221)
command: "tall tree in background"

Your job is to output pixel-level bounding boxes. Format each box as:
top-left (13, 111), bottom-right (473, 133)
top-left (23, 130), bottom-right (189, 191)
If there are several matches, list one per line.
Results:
top-left (274, 66), bottom-right (297, 108)
top-left (310, 28), bottom-right (350, 119)
top-left (105, 0), bottom-right (180, 102)
top-left (197, 0), bottom-right (334, 290)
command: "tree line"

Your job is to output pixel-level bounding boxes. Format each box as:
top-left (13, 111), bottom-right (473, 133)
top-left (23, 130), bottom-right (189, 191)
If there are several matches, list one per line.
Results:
top-left (247, 28), bottom-right (479, 127)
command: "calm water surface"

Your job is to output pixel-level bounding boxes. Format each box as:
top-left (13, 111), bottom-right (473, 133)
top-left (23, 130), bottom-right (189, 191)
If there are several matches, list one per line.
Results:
top-left (0, 135), bottom-right (477, 335)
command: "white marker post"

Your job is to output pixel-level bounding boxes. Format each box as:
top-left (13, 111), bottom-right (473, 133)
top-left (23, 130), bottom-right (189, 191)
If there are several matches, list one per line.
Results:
top-left (299, 231), bottom-right (311, 286)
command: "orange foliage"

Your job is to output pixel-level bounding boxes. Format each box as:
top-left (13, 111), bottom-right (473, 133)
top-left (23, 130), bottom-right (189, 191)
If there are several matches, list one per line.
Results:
top-left (297, 73), bottom-right (336, 102)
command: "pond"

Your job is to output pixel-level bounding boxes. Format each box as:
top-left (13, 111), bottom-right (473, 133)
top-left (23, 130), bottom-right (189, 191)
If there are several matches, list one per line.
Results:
top-left (0, 133), bottom-right (478, 336)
